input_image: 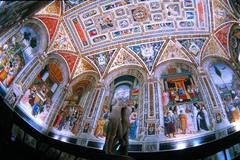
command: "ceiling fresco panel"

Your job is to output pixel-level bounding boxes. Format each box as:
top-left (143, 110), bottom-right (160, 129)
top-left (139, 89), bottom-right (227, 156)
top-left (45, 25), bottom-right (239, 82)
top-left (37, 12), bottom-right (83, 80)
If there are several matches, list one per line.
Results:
top-left (48, 22), bottom-right (76, 53)
top-left (36, 16), bottom-right (59, 41)
top-left (177, 37), bottom-right (208, 65)
top-left (214, 23), bottom-right (234, 55)
top-left (201, 37), bottom-right (229, 61)
top-left (108, 48), bottom-right (142, 73)
top-left (35, 0), bottom-right (61, 17)
top-left (73, 58), bottom-right (96, 79)
top-left (58, 51), bottom-right (78, 75)
top-left (177, 38), bottom-right (208, 56)
top-left (86, 49), bottom-right (116, 76)
top-left (212, 0), bottom-right (237, 30)
top-left (128, 41), bottom-right (164, 72)
top-left (64, 0), bottom-right (211, 54)
top-left (157, 40), bottom-right (192, 65)
top-left (63, 0), bottom-right (88, 12)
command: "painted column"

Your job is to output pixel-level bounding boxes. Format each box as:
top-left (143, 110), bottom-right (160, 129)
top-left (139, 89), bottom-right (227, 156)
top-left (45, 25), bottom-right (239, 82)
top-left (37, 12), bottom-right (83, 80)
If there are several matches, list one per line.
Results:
top-left (133, 81), bottom-right (147, 141)
top-left (78, 82), bottom-right (105, 136)
top-left (79, 90), bottom-right (89, 107)
top-left (142, 82), bottom-right (148, 139)
top-left (143, 75), bottom-right (163, 146)
top-left (90, 82), bottom-right (105, 135)
top-left (155, 80), bottom-right (165, 139)
top-left (78, 88), bottom-right (96, 135)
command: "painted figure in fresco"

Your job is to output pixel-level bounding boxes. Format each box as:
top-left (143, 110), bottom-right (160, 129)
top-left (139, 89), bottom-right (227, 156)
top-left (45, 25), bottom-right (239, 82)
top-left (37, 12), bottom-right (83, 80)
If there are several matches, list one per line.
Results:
top-left (54, 105), bottom-right (82, 135)
top-left (38, 101), bottom-right (51, 121)
top-left (5, 54), bottom-right (22, 87)
top-left (187, 85), bottom-right (196, 99)
top-left (185, 109), bottom-right (194, 134)
top-left (28, 85), bottom-right (38, 106)
top-left (173, 109), bottom-right (180, 134)
top-left (162, 90), bottom-right (169, 106)
top-left (58, 110), bottom-right (67, 131)
top-left (197, 106), bottom-right (209, 131)
top-left (103, 107), bottom-right (110, 137)
top-left (21, 88), bottom-right (31, 104)
top-left (0, 26), bottom-right (39, 89)
top-left (202, 106), bottom-right (211, 130)
top-left (224, 96), bottom-right (240, 122)
top-left (178, 87), bottom-right (187, 101)
top-left (192, 104), bottom-right (199, 133)
top-left (148, 124), bottom-right (155, 135)
top-left (166, 5), bottom-right (179, 17)
top-left (83, 123), bottom-right (90, 133)
top-left (179, 110), bottom-right (187, 134)
top-left (98, 16), bottom-right (114, 31)
top-left (94, 104), bottom-right (110, 138)
top-left (169, 87), bottom-right (176, 103)
top-left (216, 112), bottom-right (223, 123)
top-left (71, 108), bottom-right (83, 135)
top-left (95, 118), bottom-right (105, 138)
top-left (210, 63), bottom-right (240, 124)
top-left (129, 111), bottom-right (137, 139)
top-left (53, 110), bottom-right (64, 128)
top-left (164, 111), bottom-right (176, 138)
top-left (32, 102), bottom-right (40, 116)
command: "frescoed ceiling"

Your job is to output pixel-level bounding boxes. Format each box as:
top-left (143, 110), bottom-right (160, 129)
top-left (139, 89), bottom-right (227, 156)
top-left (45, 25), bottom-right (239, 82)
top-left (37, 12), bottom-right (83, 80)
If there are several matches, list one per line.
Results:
top-left (33, 0), bottom-right (238, 78)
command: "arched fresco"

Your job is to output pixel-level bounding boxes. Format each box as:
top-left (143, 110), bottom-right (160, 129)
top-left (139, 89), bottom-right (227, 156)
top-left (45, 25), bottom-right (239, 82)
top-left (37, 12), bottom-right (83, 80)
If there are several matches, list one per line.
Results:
top-left (0, 19), bottom-right (48, 91)
top-left (155, 61), bottom-right (211, 139)
top-left (18, 54), bottom-right (69, 126)
top-left (94, 75), bottom-right (140, 141)
top-left (52, 73), bottom-right (98, 136)
top-left (206, 59), bottom-right (240, 124)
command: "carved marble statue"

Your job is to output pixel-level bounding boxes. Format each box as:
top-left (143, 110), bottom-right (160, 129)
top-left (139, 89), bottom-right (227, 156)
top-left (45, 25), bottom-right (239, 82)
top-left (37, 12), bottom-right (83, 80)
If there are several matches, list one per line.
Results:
top-left (103, 97), bottom-right (124, 154)
top-left (112, 101), bottom-right (132, 155)
top-left (103, 98), bottom-right (131, 155)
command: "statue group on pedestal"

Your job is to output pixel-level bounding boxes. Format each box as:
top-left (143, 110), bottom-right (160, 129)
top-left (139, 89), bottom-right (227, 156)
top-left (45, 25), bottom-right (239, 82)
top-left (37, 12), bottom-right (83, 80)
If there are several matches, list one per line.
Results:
top-left (103, 97), bottom-right (133, 156)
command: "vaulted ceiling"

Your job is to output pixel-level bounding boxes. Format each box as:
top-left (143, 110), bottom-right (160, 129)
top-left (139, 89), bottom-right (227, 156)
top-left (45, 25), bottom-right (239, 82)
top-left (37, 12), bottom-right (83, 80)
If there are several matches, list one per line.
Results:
top-left (33, 0), bottom-right (238, 79)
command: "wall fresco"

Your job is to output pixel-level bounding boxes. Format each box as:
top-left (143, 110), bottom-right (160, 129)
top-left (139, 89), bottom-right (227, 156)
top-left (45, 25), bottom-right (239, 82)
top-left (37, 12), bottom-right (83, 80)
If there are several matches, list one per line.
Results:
top-left (0, 26), bottom-right (40, 90)
top-left (19, 63), bottom-right (62, 125)
top-left (209, 63), bottom-right (240, 123)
